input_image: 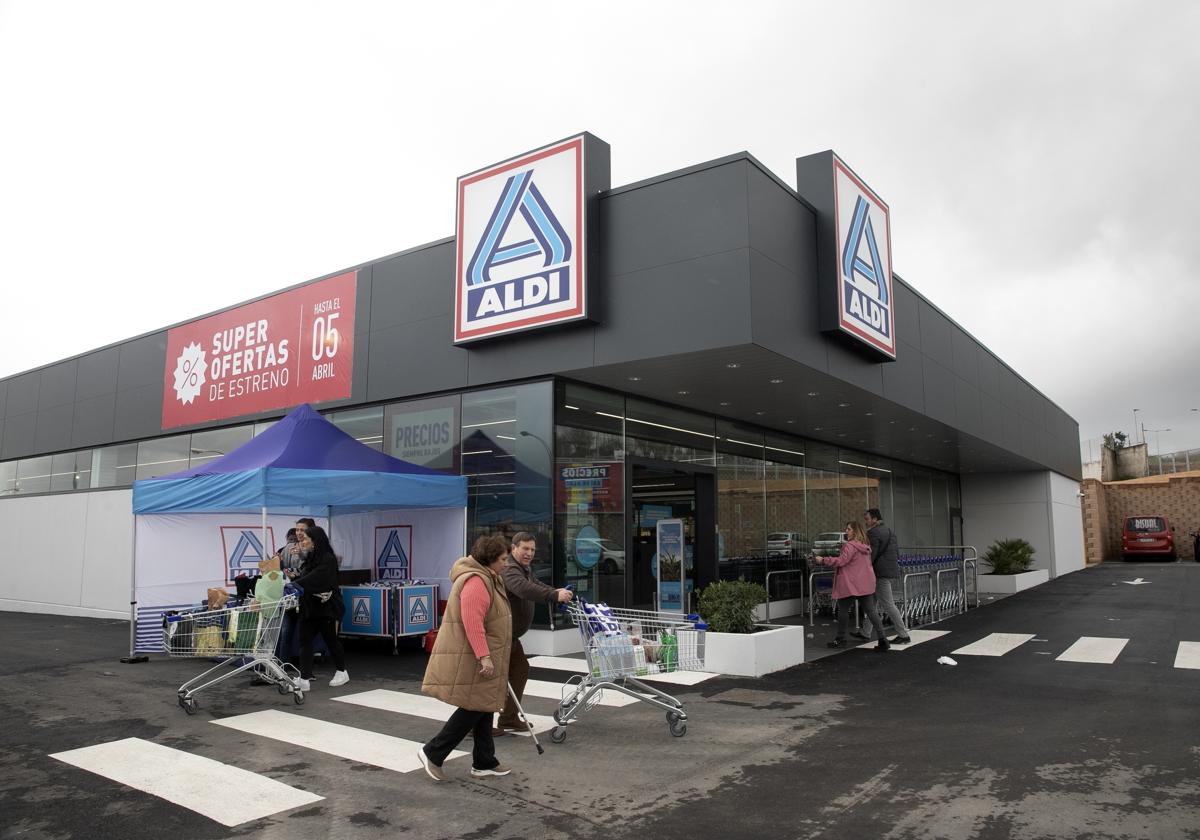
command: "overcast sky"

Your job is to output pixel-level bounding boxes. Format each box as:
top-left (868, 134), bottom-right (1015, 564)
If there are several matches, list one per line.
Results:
top-left (2, 1), bottom-right (1197, 455)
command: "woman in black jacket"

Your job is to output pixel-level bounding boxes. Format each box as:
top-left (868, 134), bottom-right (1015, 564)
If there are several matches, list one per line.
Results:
top-left (291, 525), bottom-right (349, 691)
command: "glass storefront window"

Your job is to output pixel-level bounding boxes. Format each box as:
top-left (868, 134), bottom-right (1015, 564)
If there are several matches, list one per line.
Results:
top-left (462, 382), bottom-right (553, 553)
top-left (49, 451), bottom-right (91, 492)
top-left (16, 456), bottom-right (53, 494)
top-left (135, 435), bottom-right (190, 480)
top-left (624, 398), bottom-right (715, 465)
top-left (912, 471), bottom-right (934, 547)
top-left (189, 425), bottom-right (253, 468)
top-left (763, 432), bottom-right (806, 601)
top-left (0, 461), bottom-right (16, 495)
top-left (385, 395), bottom-right (461, 472)
top-left (329, 407), bottom-right (384, 451)
top-left (91, 443), bottom-right (138, 488)
top-left (556, 382), bottom-right (625, 615)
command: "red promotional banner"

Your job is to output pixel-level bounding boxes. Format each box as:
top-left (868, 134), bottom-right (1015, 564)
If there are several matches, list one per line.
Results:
top-left (161, 271), bottom-right (358, 429)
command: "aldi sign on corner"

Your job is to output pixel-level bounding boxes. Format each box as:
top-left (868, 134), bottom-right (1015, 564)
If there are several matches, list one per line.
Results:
top-left (833, 158), bottom-right (895, 358)
top-left (453, 133), bottom-right (609, 344)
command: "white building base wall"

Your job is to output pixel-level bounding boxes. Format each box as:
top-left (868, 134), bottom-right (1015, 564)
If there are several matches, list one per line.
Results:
top-left (961, 471), bottom-right (1084, 579)
top-left (1, 489), bottom-right (132, 619)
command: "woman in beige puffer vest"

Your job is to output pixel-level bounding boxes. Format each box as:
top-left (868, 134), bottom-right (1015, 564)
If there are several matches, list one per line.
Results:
top-left (417, 534), bottom-right (513, 781)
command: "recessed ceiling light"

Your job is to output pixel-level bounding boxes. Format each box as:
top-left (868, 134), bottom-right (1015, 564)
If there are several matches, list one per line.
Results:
top-left (865, 412), bottom-right (874, 417)
top-left (677, 390), bottom-right (690, 395)
top-left (837, 433), bottom-right (846, 438)
top-left (786, 419), bottom-right (796, 424)
top-left (628, 376), bottom-right (642, 382)
top-left (813, 426), bottom-right (823, 431)
top-left (909, 427), bottom-right (917, 432)
top-left (770, 378), bottom-right (784, 384)
top-left (726, 363), bottom-right (741, 369)
top-left (838, 402), bottom-right (850, 408)
top-left (807, 391), bottom-right (819, 397)
top-left (755, 411), bottom-right (765, 415)
top-left (719, 401), bottom-right (731, 406)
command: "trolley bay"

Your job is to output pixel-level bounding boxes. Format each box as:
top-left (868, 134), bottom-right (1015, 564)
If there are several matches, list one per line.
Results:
top-left (3, 562), bottom-right (1200, 840)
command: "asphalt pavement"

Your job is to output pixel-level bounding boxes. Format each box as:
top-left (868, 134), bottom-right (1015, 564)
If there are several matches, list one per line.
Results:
top-left (3, 561), bottom-right (1199, 840)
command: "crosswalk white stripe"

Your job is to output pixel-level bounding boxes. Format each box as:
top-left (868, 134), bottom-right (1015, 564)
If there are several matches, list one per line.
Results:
top-left (211, 709), bottom-right (465, 772)
top-left (1056, 636), bottom-right (1129, 664)
top-left (49, 737), bottom-right (322, 827)
top-left (523, 678), bottom-right (643, 707)
top-left (1174, 641), bottom-right (1200, 670)
top-left (952, 633), bottom-right (1036, 657)
top-left (857, 628), bottom-right (950, 650)
top-left (332, 689), bottom-right (556, 733)
top-left (528, 655), bottom-right (716, 685)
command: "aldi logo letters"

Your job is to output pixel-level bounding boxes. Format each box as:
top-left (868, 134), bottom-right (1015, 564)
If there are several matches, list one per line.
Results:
top-left (455, 135), bottom-right (603, 343)
top-left (375, 525), bottom-right (412, 581)
top-left (351, 596), bottom-right (372, 626)
top-left (408, 595), bottom-right (429, 626)
top-left (220, 526), bottom-right (275, 583)
top-left (834, 158), bottom-right (895, 357)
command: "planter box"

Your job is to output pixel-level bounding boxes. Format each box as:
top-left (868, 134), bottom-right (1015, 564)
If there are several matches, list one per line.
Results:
top-left (703, 623), bottom-right (805, 677)
top-left (976, 569), bottom-right (1050, 594)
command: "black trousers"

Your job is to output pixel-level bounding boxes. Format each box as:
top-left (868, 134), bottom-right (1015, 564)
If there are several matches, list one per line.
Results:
top-left (298, 617), bottom-right (346, 678)
top-left (423, 707), bottom-right (499, 770)
top-left (498, 637), bottom-right (529, 728)
top-left (836, 594), bottom-right (886, 642)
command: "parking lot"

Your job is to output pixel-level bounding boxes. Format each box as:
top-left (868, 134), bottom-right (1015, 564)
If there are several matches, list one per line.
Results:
top-left (4, 561), bottom-right (1200, 840)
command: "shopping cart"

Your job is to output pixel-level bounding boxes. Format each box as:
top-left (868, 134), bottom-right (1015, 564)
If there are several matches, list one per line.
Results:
top-left (550, 601), bottom-right (705, 742)
top-left (163, 595), bottom-right (303, 714)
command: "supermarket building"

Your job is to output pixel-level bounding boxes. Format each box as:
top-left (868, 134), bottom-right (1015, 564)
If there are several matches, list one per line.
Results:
top-left (0, 135), bottom-right (1084, 646)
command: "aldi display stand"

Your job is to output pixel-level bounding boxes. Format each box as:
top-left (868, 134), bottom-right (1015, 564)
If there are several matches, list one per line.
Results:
top-left (337, 583), bottom-right (438, 654)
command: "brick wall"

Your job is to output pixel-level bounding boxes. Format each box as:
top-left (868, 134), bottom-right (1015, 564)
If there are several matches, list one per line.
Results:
top-left (1082, 473), bottom-right (1200, 562)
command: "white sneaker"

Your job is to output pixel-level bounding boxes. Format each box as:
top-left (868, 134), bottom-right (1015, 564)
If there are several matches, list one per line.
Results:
top-left (329, 670), bottom-right (350, 688)
top-left (296, 678), bottom-right (311, 693)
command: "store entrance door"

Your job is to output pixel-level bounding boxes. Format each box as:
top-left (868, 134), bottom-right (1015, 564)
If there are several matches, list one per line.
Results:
top-left (627, 459), bottom-right (715, 612)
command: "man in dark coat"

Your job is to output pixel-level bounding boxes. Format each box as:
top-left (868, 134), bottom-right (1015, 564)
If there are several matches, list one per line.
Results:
top-left (495, 532), bottom-right (572, 736)
top-left (859, 508), bottom-right (911, 644)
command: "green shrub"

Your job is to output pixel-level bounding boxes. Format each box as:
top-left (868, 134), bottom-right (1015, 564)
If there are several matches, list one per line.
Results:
top-left (982, 538), bottom-right (1036, 574)
top-left (697, 579), bottom-right (768, 634)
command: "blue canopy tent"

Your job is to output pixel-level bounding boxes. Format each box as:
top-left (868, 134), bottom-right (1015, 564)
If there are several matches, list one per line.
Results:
top-left (128, 404), bottom-right (468, 655)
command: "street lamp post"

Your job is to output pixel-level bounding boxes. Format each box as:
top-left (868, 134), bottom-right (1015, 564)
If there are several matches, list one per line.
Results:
top-left (1144, 427), bottom-right (1171, 474)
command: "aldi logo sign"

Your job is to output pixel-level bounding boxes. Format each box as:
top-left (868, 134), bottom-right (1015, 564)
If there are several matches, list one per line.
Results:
top-left (219, 526), bottom-right (276, 584)
top-left (797, 151), bottom-right (898, 360)
top-left (454, 133), bottom-right (609, 343)
top-left (833, 159), bottom-right (895, 357)
top-left (375, 525), bottom-right (412, 581)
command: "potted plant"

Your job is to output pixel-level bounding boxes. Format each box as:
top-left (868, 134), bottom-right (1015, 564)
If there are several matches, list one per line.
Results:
top-left (696, 579), bottom-right (805, 677)
top-left (976, 538), bottom-right (1049, 594)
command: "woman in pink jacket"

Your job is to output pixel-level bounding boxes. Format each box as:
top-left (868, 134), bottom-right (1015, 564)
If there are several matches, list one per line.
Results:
top-left (818, 521), bottom-right (889, 651)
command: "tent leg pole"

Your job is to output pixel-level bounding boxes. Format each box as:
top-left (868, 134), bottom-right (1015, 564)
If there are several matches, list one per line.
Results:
top-left (121, 514), bottom-right (148, 664)
top-left (262, 506), bottom-right (269, 565)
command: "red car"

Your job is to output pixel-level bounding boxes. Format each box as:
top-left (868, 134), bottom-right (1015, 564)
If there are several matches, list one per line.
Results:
top-left (1121, 515), bottom-right (1175, 560)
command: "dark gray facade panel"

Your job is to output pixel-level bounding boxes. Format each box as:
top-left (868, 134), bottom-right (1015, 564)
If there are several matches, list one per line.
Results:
top-left (5, 373), bottom-right (39, 417)
top-left (0, 380), bottom-right (7, 417)
top-left (369, 243), bottom-right (455, 331)
top-left (116, 334), bottom-right (167, 392)
top-left (921, 357), bottom-right (957, 426)
top-left (747, 165), bottom-right (812, 277)
top-left (1002, 407), bottom-right (1023, 454)
top-left (951, 328), bottom-right (980, 383)
top-left (37, 362), bottom-right (77, 410)
top-left (75, 347), bottom-right (120, 402)
top-left (350, 266), bottom-right (373, 405)
top-left (976, 347), bottom-right (1003, 399)
top-left (747, 251), bottom-right (828, 370)
top-left (890, 282), bottom-right (920, 355)
top-left (112, 383), bottom-right (166, 442)
top-left (953, 376), bottom-right (983, 438)
top-left (979, 392), bottom-right (1005, 446)
top-left (594, 249), bottom-right (753, 366)
top-left (466, 324), bottom-right (595, 388)
top-left (1, 411), bottom-right (36, 460)
top-left (33, 404), bottom-right (73, 454)
top-left (998, 367), bottom-right (1022, 415)
top-left (366, 317), bottom-right (468, 403)
top-left (72, 393), bottom-right (117, 448)
top-left (1019, 379), bottom-right (1044, 425)
top-left (601, 161), bottom-right (750, 279)
top-left (917, 299), bottom-right (954, 369)
top-left (881, 339), bottom-right (926, 414)
top-left (826, 342), bottom-right (885, 397)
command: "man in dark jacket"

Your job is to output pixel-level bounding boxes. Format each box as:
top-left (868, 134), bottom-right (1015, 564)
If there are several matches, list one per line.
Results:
top-left (495, 532), bottom-right (572, 736)
top-left (859, 509), bottom-right (911, 644)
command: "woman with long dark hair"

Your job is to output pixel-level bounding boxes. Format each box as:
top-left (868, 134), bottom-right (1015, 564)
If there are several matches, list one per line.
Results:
top-left (291, 524), bottom-right (349, 691)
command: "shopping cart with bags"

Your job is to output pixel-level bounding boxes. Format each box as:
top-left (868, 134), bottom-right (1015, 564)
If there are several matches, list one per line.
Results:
top-left (163, 594), bottom-right (303, 714)
top-left (550, 600), bottom-right (706, 742)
